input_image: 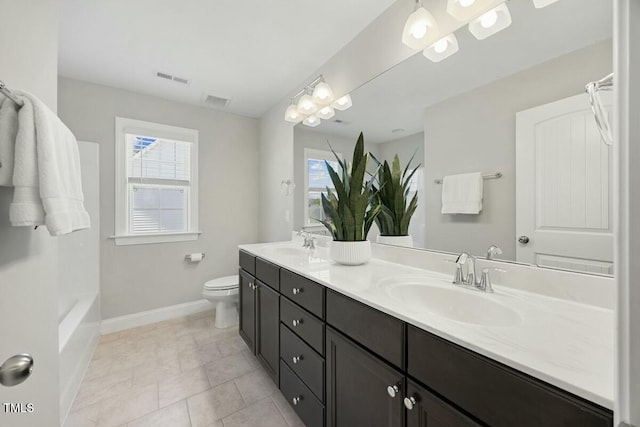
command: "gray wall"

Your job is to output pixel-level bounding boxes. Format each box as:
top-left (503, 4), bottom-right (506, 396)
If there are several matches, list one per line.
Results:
top-left (57, 77), bottom-right (260, 319)
top-left (293, 127), bottom-right (380, 231)
top-left (423, 41), bottom-right (612, 259)
top-left (0, 1), bottom-right (61, 424)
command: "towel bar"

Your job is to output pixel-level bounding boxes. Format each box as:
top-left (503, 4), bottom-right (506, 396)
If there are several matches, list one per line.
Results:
top-left (434, 172), bottom-right (502, 184)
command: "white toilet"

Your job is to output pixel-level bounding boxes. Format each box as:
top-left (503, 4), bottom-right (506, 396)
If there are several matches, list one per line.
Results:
top-left (202, 275), bottom-right (239, 328)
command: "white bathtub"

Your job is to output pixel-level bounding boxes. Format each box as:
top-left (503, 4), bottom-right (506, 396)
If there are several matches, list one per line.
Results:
top-left (59, 293), bottom-right (100, 425)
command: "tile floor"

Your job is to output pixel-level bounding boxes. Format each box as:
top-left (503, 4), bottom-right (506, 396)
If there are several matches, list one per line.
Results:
top-left (65, 311), bottom-right (305, 427)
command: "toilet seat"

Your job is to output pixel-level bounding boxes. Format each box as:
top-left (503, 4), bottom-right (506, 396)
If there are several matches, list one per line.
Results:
top-left (204, 275), bottom-right (238, 291)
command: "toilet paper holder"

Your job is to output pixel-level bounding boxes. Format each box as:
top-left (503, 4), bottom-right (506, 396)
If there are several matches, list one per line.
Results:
top-left (185, 253), bottom-right (205, 261)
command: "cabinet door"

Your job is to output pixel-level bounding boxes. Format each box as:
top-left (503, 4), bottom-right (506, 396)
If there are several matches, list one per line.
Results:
top-left (239, 269), bottom-right (256, 353)
top-left (256, 280), bottom-right (279, 384)
top-left (326, 327), bottom-right (404, 427)
top-left (405, 379), bottom-right (481, 427)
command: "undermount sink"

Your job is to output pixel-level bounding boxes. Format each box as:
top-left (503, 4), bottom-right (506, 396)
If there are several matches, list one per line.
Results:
top-left (382, 278), bottom-right (520, 327)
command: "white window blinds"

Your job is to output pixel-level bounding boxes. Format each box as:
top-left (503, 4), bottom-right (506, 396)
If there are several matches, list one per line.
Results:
top-left (126, 135), bottom-right (192, 234)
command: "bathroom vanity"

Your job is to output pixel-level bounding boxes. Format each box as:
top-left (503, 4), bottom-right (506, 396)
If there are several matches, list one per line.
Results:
top-left (238, 242), bottom-right (613, 427)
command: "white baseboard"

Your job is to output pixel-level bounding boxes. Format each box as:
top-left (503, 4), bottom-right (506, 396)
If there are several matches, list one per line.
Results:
top-left (101, 299), bottom-right (212, 335)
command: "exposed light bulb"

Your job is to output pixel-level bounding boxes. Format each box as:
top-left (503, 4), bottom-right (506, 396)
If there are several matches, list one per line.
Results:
top-left (433, 38), bottom-right (448, 53)
top-left (459, 0), bottom-right (475, 6)
top-left (480, 10), bottom-right (498, 28)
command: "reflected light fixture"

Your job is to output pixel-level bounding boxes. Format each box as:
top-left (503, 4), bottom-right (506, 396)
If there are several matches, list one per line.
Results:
top-left (284, 75), bottom-right (350, 126)
top-left (332, 94), bottom-right (353, 111)
top-left (316, 106), bottom-right (336, 120)
top-left (423, 34), bottom-right (459, 62)
top-left (532, 0), bottom-right (560, 7)
top-left (468, 3), bottom-right (512, 40)
top-left (446, 0), bottom-right (495, 21)
top-left (312, 81), bottom-right (334, 104)
top-left (303, 115), bottom-right (321, 127)
top-left (401, 0), bottom-right (438, 50)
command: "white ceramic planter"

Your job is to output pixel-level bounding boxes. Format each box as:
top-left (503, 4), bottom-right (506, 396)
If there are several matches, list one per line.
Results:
top-left (330, 240), bottom-right (372, 265)
top-left (376, 235), bottom-right (414, 248)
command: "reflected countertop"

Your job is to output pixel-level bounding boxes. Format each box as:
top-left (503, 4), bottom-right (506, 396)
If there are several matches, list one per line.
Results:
top-left (239, 240), bottom-right (614, 410)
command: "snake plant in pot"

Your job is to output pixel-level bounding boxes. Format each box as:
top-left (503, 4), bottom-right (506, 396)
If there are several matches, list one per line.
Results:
top-left (371, 153), bottom-right (420, 248)
top-left (319, 132), bottom-right (381, 265)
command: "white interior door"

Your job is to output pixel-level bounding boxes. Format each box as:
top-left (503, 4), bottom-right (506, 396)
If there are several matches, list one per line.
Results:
top-left (516, 92), bottom-right (613, 274)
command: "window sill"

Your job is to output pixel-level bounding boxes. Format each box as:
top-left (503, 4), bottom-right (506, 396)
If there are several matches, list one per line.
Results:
top-left (110, 231), bottom-right (202, 246)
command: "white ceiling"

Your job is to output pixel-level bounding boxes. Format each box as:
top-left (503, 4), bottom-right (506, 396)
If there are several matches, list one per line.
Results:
top-left (307, 0), bottom-right (613, 143)
top-left (58, 0), bottom-right (396, 118)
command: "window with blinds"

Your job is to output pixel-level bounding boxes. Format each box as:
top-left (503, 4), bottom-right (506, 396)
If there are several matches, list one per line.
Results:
top-left (126, 134), bottom-right (192, 234)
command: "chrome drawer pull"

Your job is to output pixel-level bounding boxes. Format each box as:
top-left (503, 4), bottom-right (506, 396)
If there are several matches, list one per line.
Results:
top-left (404, 396), bottom-right (417, 410)
top-left (292, 396), bottom-right (302, 405)
top-left (292, 287), bottom-right (303, 295)
top-left (292, 319), bottom-right (303, 327)
top-left (292, 355), bottom-right (303, 364)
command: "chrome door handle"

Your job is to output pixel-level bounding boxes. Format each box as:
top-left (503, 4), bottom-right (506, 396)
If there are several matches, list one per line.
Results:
top-left (292, 355), bottom-right (303, 364)
top-left (0, 354), bottom-right (34, 387)
top-left (404, 396), bottom-right (417, 410)
top-left (292, 319), bottom-right (303, 327)
top-left (387, 383), bottom-right (401, 398)
top-left (518, 235), bottom-right (530, 244)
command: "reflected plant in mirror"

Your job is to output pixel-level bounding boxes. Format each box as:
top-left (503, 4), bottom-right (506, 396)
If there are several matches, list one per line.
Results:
top-left (371, 153), bottom-right (421, 248)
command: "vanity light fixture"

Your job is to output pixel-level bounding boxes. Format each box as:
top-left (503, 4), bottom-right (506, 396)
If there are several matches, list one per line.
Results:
top-left (303, 115), bottom-right (321, 127)
top-left (401, 0), bottom-right (439, 50)
top-left (468, 2), bottom-right (512, 40)
top-left (532, 0), bottom-right (560, 7)
top-left (284, 75), bottom-right (350, 126)
top-left (316, 106), bottom-right (336, 120)
top-left (423, 33), bottom-right (459, 62)
top-left (332, 94), bottom-right (353, 111)
top-left (446, 0), bottom-right (495, 22)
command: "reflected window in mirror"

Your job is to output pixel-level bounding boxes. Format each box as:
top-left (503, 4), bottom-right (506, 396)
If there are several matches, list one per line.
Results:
top-left (304, 148), bottom-right (342, 226)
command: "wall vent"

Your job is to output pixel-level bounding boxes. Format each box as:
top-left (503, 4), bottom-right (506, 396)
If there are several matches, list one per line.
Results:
top-left (155, 71), bottom-right (190, 85)
top-left (333, 119), bottom-right (350, 125)
top-left (204, 94), bottom-right (230, 109)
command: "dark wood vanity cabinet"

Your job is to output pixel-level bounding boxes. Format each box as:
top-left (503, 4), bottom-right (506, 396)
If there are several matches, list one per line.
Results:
top-left (238, 250), bottom-right (613, 427)
top-left (239, 251), bottom-right (280, 384)
top-left (326, 327), bottom-right (405, 427)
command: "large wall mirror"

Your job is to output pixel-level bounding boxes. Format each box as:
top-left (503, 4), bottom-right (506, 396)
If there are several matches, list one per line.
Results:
top-left (293, 0), bottom-right (613, 276)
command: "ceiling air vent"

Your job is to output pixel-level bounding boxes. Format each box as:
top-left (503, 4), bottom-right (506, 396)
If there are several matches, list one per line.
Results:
top-left (204, 94), bottom-right (230, 109)
top-left (333, 119), bottom-right (351, 125)
top-left (155, 71), bottom-right (190, 85)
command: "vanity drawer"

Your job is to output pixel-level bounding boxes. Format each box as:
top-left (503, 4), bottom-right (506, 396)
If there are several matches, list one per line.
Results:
top-left (280, 269), bottom-right (325, 319)
top-left (281, 297), bottom-right (324, 355)
top-left (407, 325), bottom-right (613, 427)
top-left (239, 250), bottom-right (255, 275)
top-left (280, 360), bottom-right (325, 427)
top-left (326, 289), bottom-right (404, 369)
top-left (256, 257), bottom-right (279, 291)
top-left (280, 324), bottom-right (324, 401)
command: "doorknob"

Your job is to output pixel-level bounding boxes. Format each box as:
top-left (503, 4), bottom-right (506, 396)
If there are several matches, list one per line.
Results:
top-left (0, 354), bottom-right (34, 387)
top-left (518, 235), bottom-right (530, 244)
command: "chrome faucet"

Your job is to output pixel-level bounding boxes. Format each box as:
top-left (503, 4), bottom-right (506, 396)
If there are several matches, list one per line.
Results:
top-left (452, 252), bottom-right (502, 293)
top-left (486, 244), bottom-right (503, 260)
top-left (300, 232), bottom-right (316, 250)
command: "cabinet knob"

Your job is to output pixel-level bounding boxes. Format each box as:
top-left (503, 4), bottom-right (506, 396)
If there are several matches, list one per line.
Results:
top-left (404, 396), bottom-right (417, 410)
top-left (387, 384), bottom-right (401, 398)
top-left (292, 355), bottom-right (303, 364)
top-left (248, 281), bottom-right (253, 289)
top-left (292, 319), bottom-right (303, 327)
top-left (292, 396), bottom-right (302, 406)
top-left (292, 287), bottom-right (303, 295)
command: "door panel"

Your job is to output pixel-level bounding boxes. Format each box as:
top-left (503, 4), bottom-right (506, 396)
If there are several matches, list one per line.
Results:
top-left (239, 269), bottom-right (256, 352)
top-left (516, 93), bottom-right (613, 273)
top-left (405, 379), bottom-right (481, 427)
top-left (326, 327), bottom-right (404, 427)
top-left (256, 281), bottom-right (279, 384)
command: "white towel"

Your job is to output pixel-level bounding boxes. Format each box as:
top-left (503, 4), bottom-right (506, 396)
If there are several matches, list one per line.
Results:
top-left (9, 91), bottom-right (90, 235)
top-left (441, 172), bottom-right (483, 214)
top-left (0, 98), bottom-right (19, 186)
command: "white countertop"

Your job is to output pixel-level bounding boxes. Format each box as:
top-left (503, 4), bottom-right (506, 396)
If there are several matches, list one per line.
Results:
top-left (239, 241), bottom-right (614, 410)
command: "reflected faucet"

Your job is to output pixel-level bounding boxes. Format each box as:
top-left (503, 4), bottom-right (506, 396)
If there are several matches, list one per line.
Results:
top-left (486, 245), bottom-right (503, 260)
